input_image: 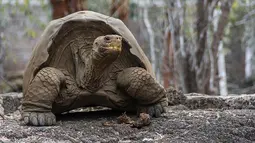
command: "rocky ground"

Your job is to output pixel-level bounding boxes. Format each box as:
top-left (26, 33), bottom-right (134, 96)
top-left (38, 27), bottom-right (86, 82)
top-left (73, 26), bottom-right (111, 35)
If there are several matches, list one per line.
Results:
top-left (0, 93), bottom-right (255, 143)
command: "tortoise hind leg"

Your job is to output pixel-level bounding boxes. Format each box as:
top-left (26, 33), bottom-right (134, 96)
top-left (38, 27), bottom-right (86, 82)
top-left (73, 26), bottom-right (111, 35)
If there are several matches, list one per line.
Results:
top-left (116, 67), bottom-right (168, 117)
top-left (22, 67), bottom-right (65, 126)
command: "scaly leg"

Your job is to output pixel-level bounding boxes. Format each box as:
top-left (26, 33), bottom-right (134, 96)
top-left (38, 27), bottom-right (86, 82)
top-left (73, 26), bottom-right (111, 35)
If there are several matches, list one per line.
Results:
top-left (117, 67), bottom-right (168, 117)
top-left (22, 67), bottom-right (65, 126)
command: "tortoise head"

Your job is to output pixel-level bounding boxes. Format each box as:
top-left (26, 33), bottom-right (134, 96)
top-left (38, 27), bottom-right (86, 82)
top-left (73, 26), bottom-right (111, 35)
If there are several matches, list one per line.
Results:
top-left (91, 35), bottom-right (122, 68)
top-left (93, 35), bottom-right (122, 57)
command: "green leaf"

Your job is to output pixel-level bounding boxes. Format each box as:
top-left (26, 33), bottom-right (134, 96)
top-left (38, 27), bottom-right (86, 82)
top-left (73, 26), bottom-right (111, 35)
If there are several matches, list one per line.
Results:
top-left (15, 0), bottom-right (18, 6)
top-left (26, 29), bottom-right (37, 38)
top-left (24, 0), bottom-right (29, 7)
top-left (232, 0), bottom-right (239, 10)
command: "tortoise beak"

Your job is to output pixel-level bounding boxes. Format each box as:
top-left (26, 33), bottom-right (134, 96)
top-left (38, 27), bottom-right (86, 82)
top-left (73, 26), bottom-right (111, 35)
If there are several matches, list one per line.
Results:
top-left (107, 46), bottom-right (121, 51)
top-left (104, 35), bottom-right (122, 52)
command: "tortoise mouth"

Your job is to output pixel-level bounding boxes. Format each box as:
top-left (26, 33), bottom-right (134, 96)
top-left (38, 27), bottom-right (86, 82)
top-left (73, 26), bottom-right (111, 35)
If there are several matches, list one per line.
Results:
top-left (98, 38), bottom-right (122, 53)
top-left (93, 35), bottom-right (123, 56)
top-left (101, 43), bottom-right (122, 52)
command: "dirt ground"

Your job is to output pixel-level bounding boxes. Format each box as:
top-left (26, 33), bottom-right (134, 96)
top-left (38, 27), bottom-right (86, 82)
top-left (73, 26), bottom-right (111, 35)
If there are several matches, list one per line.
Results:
top-left (0, 93), bottom-right (255, 143)
top-left (0, 108), bottom-right (254, 143)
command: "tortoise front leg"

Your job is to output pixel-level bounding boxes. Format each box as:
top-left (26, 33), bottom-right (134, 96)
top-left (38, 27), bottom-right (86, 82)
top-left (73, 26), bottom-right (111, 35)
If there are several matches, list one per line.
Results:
top-left (116, 67), bottom-right (168, 117)
top-left (22, 67), bottom-right (65, 126)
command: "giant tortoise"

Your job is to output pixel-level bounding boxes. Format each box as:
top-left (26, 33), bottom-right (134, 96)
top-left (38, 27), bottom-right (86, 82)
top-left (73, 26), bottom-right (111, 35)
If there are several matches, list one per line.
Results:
top-left (22, 11), bottom-right (168, 126)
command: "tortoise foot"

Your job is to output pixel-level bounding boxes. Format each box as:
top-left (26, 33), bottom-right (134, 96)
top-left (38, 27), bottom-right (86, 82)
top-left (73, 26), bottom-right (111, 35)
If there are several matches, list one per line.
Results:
top-left (137, 101), bottom-right (167, 118)
top-left (22, 112), bottom-right (56, 126)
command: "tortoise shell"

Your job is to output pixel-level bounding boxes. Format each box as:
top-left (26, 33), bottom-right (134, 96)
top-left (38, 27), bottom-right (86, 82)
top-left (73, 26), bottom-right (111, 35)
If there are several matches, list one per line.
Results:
top-left (23, 11), bottom-right (154, 95)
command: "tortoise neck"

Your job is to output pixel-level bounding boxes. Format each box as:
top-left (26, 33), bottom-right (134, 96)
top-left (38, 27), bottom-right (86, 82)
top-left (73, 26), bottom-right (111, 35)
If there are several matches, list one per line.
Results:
top-left (81, 52), bottom-right (118, 92)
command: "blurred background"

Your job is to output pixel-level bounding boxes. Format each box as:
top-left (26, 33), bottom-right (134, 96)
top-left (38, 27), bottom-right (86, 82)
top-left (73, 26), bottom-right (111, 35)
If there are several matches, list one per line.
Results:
top-left (0, 0), bottom-right (254, 95)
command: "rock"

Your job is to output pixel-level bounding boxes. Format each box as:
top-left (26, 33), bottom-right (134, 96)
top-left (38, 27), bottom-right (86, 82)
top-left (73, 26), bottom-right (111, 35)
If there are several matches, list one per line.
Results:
top-left (1, 93), bottom-right (255, 114)
top-left (0, 109), bottom-right (254, 142)
top-left (185, 94), bottom-right (255, 109)
top-left (0, 93), bottom-right (255, 142)
top-left (0, 93), bottom-right (22, 114)
top-left (224, 95), bottom-right (255, 109)
top-left (166, 87), bottom-right (186, 105)
top-left (168, 104), bottom-right (189, 110)
top-left (0, 97), bottom-right (4, 119)
top-left (184, 95), bottom-right (227, 109)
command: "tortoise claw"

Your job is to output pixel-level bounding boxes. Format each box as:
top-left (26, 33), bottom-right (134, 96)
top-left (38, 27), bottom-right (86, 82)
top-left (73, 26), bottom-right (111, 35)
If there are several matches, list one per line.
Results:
top-left (137, 102), bottom-right (166, 118)
top-left (22, 112), bottom-right (56, 126)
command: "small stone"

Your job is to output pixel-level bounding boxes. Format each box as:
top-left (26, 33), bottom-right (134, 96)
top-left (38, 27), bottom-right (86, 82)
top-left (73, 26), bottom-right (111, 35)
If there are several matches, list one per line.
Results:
top-left (102, 121), bottom-right (114, 127)
top-left (0, 105), bottom-right (4, 119)
top-left (0, 136), bottom-right (11, 143)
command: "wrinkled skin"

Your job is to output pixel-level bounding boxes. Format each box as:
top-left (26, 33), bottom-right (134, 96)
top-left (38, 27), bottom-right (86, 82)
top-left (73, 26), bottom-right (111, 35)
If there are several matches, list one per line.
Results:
top-left (21, 35), bottom-right (168, 126)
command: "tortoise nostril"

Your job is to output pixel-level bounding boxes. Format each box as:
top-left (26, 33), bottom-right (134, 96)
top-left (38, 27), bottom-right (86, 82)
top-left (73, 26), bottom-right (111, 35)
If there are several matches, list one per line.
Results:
top-left (117, 37), bottom-right (122, 41)
top-left (104, 36), bottom-right (110, 41)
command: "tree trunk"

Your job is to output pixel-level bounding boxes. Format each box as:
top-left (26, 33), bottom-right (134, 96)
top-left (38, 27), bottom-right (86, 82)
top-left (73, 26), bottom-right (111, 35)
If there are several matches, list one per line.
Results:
top-left (194, 0), bottom-right (212, 93)
top-left (245, 46), bottom-right (254, 79)
top-left (196, 0), bottom-right (210, 67)
top-left (162, 27), bottom-right (175, 88)
top-left (218, 41), bottom-right (228, 95)
top-left (163, 0), bottom-right (180, 88)
top-left (211, 0), bottom-right (233, 92)
top-left (244, 0), bottom-right (255, 80)
top-left (50, 0), bottom-right (85, 19)
top-left (143, 7), bottom-right (157, 78)
top-left (111, 0), bottom-right (129, 24)
top-left (177, 0), bottom-right (185, 57)
top-left (0, 35), bottom-right (4, 78)
top-left (69, 0), bottom-right (85, 13)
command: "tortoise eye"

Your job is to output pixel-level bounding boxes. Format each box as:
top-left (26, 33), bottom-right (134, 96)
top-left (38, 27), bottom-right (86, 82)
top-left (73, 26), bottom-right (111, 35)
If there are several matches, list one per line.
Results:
top-left (95, 42), bottom-right (98, 45)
